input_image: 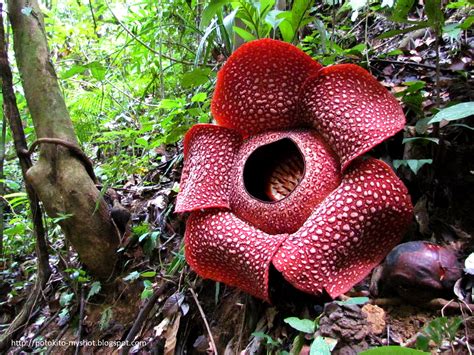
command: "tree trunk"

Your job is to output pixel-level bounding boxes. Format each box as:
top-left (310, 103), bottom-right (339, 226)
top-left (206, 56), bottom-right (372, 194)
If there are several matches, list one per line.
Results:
top-left (7, 0), bottom-right (118, 278)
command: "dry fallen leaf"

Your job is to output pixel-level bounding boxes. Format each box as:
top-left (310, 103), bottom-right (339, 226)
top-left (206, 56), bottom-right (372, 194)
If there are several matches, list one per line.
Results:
top-left (164, 313), bottom-right (181, 355)
top-left (361, 304), bottom-right (386, 335)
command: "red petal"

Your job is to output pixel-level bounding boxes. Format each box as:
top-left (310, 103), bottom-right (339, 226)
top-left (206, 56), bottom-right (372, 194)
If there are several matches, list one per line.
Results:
top-left (212, 39), bottom-right (322, 136)
top-left (273, 158), bottom-right (412, 298)
top-left (230, 130), bottom-right (341, 234)
top-left (175, 124), bottom-right (242, 213)
top-left (185, 210), bottom-right (287, 302)
top-left (301, 64), bottom-right (405, 170)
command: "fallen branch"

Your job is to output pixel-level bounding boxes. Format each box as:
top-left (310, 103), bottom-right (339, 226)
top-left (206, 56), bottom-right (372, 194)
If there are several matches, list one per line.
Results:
top-left (74, 287), bottom-right (85, 355)
top-left (119, 282), bottom-right (170, 355)
top-left (190, 288), bottom-right (218, 354)
top-left (0, 282), bottom-right (43, 351)
top-left (371, 58), bottom-right (456, 72)
top-left (372, 298), bottom-right (474, 313)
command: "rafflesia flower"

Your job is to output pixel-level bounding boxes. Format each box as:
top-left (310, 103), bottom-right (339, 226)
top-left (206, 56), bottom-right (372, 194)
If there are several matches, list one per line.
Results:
top-left (176, 39), bottom-right (413, 302)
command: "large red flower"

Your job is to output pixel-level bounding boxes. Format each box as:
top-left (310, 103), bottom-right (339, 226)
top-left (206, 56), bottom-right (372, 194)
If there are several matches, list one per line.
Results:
top-left (176, 39), bottom-right (413, 302)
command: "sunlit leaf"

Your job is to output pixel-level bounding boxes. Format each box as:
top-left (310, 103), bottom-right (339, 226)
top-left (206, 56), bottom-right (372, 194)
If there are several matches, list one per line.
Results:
top-left (335, 296), bottom-right (369, 306)
top-left (310, 336), bottom-right (331, 355)
top-left (87, 281), bottom-right (102, 300)
top-left (61, 65), bottom-right (87, 79)
top-left (201, 0), bottom-right (230, 27)
top-left (181, 68), bottom-right (212, 88)
top-left (390, 0), bottom-right (415, 23)
top-left (233, 26), bottom-right (256, 42)
top-left (428, 102), bottom-right (474, 124)
top-left (402, 137), bottom-right (439, 144)
top-left (284, 317), bottom-right (315, 333)
top-left (393, 159), bottom-right (433, 174)
top-left (140, 271), bottom-right (157, 278)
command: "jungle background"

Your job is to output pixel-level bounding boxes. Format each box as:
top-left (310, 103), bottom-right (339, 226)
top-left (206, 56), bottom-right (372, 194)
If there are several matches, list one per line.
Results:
top-left (0, 0), bottom-right (473, 353)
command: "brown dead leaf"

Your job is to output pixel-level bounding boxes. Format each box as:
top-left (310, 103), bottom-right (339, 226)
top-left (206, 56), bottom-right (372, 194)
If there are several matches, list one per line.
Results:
top-left (164, 313), bottom-right (181, 355)
top-left (361, 304), bottom-right (386, 335)
top-left (414, 196), bottom-right (430, 235)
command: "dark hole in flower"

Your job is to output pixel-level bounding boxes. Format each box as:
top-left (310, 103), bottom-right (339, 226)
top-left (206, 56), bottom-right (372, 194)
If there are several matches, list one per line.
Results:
top-left (243, 138), bottom-right (305, 202)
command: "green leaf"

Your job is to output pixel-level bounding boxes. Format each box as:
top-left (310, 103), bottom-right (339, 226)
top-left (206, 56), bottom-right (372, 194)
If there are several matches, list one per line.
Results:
top-left (335, 296), bottom-right (370, 306)
top-left (415, 334), bottom-right (430, 351)
top-left (59, 308), bottom-right (69, 323)
top-left (123, 271), bottom-right (140, 281)
top-left (266, 9), bottom-right (284, 29)
top-left (310, 336), bottom-right (331, 355)
top-left (403, 80), bottom-right (426, 93)
top-left (60, 292), bottom-right (74, 307)
top-left (402, 137), bottom-right (439, 144)
top-left (135, 137), bottom-right (149, 147)
top-left (87, 61), bottom-right (106, 81)
top-left (159, 99), bottom-right (183, 109)
top-left (61, 64), bottom-right (87, 79)
top-left (390, 0), bottom-right (415, 23)
top-left (425, 0), bottom-right (444, 28)
top-left (443, 23), bottom-right (462, 40)
top-left (191, 92), bottom-right (207, 102)
top-left (393, 159), bottom-right (433, 174)
top-left (140, 271), bottom-right (156, 278)
top-left (141, 287), bottom-right (153, 299)
top-left (284, 317), bottom-right (315, 333)
top-left (291, 334), bottom-right (305, 354)
top-left (233, 26), bottom-right (256, 42)
top-left (181, 68), bottom-right (212, 88)
top-left (360, 346), bottom-right (429, 354)
top-left (347, 43), bottom-right (366, 54)
top-left (252, 332), bottom-right (280, 346)
top-left (201, 0), bottom-right (230, 27)
top-left (223, 8), bottom-right (239, 43)
top-left (87, 281), bottom-right (102, 300)
top-left (290, 0), bottom-right (313, 36)
top-left (100, 307), bottom-right (113, 331)
top-left (427, 102), bottom-right (474, 124)
top-left (459, 15), bottom-right (474, 30)
top-left (277, 15), bottom-right (294, 43)
top-left (386, 49), bottom-right (404, 56)
top-left (3, 192), bottom-right (28, 199)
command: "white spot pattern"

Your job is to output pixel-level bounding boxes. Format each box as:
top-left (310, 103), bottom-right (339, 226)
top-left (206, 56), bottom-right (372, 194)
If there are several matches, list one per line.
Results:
top-left (212, 39), bottom-right (321, 137)
top-left (301, 64), bottom-right (405, 170)
top-left (185, 210), bottom-right (287, 301)
top-left (176, 40), bottom-right (413, 302)
top-left (272, 158), bottom-right (412, 298)
top-left (175, 124), bottom-right (242, 212)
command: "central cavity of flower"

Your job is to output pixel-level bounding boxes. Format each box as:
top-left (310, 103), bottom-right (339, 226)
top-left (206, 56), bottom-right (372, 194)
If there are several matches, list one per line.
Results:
top-left (243, 138), bottom-right (305, 202)
top-left (230, 130), bottom-right (342, 235)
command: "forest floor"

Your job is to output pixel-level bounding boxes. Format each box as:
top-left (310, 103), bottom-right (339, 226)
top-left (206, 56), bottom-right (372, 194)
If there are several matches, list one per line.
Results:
top-left (1, 7), bottom-right (474, 355)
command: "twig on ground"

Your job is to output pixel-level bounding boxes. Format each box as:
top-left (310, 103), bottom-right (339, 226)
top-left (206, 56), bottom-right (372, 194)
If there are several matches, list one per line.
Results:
top-left (371, 58), bottom-right (456, 71)
top-left (372, 298), bottom-right (474, 313)
top-left (119, 282), bottom-right (170, 355)
top-left (75, 287), bottom-right (85, 355)
top-left (46, 325), bottom-right (69, 355)
top-left (19, 309), bottom-right (61, 352)
top-left (190, 288), bottom-right (218, 354)
top-left (459, 299), bottom-right (473, 355)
